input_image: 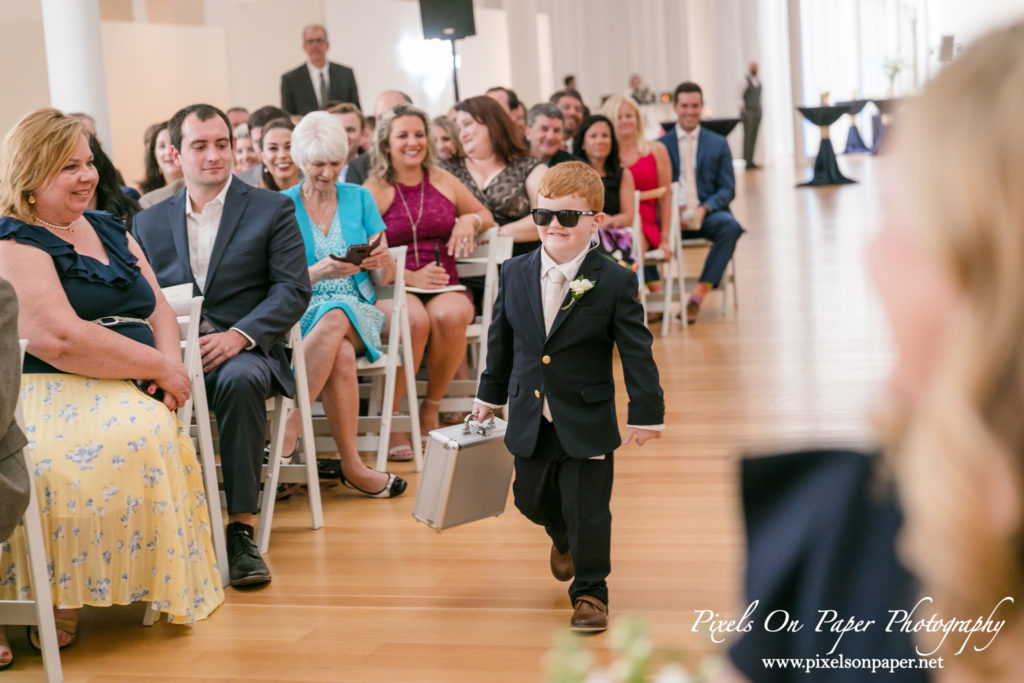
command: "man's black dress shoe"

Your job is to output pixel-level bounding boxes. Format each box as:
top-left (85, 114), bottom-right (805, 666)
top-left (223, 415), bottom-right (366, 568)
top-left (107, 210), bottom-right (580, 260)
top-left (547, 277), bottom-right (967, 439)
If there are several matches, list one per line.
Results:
top-left (226, 521), bottom-right (272, 587)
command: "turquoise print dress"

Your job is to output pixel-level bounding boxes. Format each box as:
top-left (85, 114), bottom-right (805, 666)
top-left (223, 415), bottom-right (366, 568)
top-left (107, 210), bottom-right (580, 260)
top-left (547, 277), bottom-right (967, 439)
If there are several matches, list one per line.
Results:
top-left (281, 182), bottom-right (387, 362)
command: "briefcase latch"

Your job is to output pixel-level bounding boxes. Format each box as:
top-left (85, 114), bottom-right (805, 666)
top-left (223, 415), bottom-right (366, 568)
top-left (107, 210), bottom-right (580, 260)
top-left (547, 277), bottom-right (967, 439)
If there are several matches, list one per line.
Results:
top-left (463, 414), bottom-right (496, 437)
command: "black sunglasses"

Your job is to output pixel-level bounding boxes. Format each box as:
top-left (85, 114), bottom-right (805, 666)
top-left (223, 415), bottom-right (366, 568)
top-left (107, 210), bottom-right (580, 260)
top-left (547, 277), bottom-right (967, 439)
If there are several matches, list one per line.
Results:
top-left (530, 208), bottom-right (598, 228)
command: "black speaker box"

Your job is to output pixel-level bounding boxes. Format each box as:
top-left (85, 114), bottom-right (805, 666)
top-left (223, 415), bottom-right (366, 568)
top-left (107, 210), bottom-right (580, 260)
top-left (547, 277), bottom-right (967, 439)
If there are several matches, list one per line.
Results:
top-left (420, 0), bottom-right (476, 40)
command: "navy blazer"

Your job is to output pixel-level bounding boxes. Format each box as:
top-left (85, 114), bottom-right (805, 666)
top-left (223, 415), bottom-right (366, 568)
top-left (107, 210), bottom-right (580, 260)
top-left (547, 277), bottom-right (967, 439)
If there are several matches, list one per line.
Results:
top-left (132, 177), bottom-right (312, 396)
top-left (658, 126), bottom-right (736, 213)
top-left (281, 62), bottom-right (360, 116)
top-left (477, 248), bottom-right (664, 458)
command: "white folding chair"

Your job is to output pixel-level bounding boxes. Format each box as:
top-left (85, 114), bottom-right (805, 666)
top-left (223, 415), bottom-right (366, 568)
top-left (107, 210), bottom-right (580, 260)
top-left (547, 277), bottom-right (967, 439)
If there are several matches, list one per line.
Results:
top-left (0, 340), bottom-right (63, 681)
top-left (423, 228), bottom-right (513, 415)
top-left (633, 183), bottom-right (685, 335)
top-left (161, 286), bottom-right (322, 561)
top-left (680, 237), bottom-right (738, 316)
top-left (256, 324), bottom-right (322, 554)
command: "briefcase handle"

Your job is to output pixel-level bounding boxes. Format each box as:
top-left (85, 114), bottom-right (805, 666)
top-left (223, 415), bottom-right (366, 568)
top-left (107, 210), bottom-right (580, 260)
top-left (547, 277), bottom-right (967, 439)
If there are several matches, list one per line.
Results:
top-left (463, 414), bottom-right (497, 437)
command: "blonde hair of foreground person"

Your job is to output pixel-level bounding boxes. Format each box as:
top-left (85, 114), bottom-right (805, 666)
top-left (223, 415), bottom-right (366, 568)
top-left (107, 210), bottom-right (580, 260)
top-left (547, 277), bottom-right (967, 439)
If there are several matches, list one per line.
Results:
top-left (0, 108), bottom-right (88, 222)
top-left (879, 22), bottom-right (1024, 676)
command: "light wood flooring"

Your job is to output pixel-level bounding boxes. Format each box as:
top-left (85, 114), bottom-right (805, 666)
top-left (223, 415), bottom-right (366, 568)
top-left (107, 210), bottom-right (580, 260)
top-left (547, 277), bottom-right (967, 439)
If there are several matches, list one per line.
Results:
top-left (4, 155), bottom-right (894, 682)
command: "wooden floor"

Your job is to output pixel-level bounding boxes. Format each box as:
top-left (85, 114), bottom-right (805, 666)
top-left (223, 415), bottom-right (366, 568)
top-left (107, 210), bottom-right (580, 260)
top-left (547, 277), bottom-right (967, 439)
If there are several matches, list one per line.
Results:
top-left (4, 155), bottom-right (894, 682)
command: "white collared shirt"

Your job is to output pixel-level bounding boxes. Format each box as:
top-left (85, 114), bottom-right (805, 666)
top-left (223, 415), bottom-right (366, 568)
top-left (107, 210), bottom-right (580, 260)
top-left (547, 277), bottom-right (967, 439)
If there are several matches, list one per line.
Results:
top-left (184, 177), bottom-right (256, 349)
top-left (306, 61), bottom-right (329, 107)
top-left (539, 244), bottom-right (590, 314)
top-left (675, 123), bottom-right (701, 205)
top-left (185, 178), bottom-right (231, 293)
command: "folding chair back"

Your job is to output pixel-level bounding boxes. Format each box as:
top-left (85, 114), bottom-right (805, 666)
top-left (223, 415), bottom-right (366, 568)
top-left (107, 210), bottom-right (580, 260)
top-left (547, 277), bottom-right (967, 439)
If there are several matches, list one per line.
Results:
top-left (633, 183), bottom-right (685, 335)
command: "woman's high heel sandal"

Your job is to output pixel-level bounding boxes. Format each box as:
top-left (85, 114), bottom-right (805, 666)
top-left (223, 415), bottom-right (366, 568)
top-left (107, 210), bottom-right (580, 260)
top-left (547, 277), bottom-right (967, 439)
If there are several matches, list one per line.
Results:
top-left (340, 471), bottom-right (408, 498)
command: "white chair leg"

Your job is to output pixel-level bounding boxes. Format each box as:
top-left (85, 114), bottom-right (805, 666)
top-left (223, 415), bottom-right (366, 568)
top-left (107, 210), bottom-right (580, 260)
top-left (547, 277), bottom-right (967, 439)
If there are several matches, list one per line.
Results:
top-left (660, 257), bottom-right (674, 337)
top-left (142, 602), bottom-right (160, 627)
top-left (23, 482), bottom-right (63, 682)
top-left (256, 396), bottom-right (289, 555)
top-left (192, 381), bottom-right (228, 587)
top-left (402, 305), bottom-right (424, 472)
top-left (290, 338), bottom-right (323, 531)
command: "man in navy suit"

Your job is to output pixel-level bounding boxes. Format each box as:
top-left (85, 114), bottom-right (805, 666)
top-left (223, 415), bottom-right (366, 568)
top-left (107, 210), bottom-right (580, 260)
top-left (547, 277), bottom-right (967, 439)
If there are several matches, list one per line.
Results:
top-left (280, 24), bottom-right (360, 116)
top-left (473, 162), bottom-right (664, 632)
top-left (133, 104), bottom-right (311, 587)
top-left (658, 82), bottom-right (744, 324)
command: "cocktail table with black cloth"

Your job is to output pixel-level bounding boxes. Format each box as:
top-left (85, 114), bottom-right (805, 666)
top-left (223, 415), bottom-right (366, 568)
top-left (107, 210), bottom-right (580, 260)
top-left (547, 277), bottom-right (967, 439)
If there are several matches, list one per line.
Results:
top-left (796, 105), bottom-right (856, 187)
top-left (870, 97), bottom-right (904, 155)
top-left (836, 99), bottom-right (871, 153)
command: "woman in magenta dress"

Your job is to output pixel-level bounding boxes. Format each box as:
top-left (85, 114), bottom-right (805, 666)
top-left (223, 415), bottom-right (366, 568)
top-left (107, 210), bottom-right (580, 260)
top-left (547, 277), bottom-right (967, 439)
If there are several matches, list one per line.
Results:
top-left (602, 95), bottom-right (673, 289)
top-left (364, 104), bottom-right (494, 460)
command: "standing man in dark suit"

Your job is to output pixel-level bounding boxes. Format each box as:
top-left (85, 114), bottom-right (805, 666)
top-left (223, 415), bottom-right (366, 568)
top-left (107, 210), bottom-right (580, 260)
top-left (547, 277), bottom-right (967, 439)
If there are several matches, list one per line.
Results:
top-left (740, 62), bottom-right (762, 169)
top-left (472, 162), bottom-right (664, 633)
top-left (659, 82), bottom-right (744, 324)
top-left (281, 24), bottom-right (360, 116)
top-left (133, 104), bottom-right (311, 587)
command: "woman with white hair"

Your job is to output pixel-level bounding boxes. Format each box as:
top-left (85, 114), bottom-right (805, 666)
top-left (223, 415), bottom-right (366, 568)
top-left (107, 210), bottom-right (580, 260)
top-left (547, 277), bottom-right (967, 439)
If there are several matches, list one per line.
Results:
top-left (277, 111), bottom-right (406, 498)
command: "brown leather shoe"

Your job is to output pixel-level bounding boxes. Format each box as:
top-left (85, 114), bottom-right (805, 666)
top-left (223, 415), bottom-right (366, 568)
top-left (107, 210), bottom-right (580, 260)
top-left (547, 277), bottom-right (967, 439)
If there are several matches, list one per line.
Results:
top-left (550, 545), bottom-right (573, 581)
top-left (685, 299), bottom-right (701, 325)
top-left (570, 596), bottom-right (608, 632)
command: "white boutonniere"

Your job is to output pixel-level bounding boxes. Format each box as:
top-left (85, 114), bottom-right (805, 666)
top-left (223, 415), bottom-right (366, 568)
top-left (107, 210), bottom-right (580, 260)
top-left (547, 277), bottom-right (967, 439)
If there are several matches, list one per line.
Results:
top-left (562, 276), bottom-right (596, 310)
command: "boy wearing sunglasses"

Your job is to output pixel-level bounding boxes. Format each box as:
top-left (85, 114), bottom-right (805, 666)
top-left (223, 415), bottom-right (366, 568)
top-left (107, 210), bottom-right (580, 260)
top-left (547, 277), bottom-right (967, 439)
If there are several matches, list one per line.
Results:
top-left (472, 162), bottom-right (664, 632)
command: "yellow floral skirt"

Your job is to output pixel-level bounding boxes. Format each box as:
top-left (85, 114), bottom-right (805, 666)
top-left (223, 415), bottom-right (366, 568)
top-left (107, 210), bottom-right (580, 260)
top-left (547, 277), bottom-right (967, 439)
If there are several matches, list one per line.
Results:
top-left (0, 375), bottom-right (223, 624)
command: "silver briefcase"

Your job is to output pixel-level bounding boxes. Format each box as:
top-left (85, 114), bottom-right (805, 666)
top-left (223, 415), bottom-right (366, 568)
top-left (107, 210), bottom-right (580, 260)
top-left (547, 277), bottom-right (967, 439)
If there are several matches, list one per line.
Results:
top-left (413, 416), bottom-right (513, 531)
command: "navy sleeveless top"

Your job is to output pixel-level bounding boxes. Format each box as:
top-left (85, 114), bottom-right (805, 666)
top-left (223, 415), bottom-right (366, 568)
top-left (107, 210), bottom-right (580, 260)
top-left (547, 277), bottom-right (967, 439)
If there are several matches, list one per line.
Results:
top-left (0, 210), bottom-right (156, 373)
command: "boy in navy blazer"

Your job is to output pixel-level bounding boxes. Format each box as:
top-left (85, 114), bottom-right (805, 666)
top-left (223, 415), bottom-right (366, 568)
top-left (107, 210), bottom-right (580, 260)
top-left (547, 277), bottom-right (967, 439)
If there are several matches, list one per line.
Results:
top-left (658, 81), bottom-right (745, 324)
top-left (472, 162), bottom-right (664, 632)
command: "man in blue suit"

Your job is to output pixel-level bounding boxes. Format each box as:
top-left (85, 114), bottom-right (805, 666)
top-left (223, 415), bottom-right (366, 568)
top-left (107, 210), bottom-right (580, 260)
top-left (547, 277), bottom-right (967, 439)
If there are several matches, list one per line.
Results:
top-left (134, 104), bottom-right (311, 587)
top-left (658, 82), bottom-right (744, 324)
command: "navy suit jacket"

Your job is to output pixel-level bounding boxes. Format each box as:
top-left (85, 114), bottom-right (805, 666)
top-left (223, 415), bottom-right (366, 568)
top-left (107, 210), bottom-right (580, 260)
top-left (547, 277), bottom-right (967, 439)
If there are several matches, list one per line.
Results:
top-left (281, 62), bottom-right (360, 116)
top-left (477, 248), bottom-right (664, 458)
top-left (658, 126), bottom-right (736, 213)
top-left (132, 177), bottom-right (311, 395)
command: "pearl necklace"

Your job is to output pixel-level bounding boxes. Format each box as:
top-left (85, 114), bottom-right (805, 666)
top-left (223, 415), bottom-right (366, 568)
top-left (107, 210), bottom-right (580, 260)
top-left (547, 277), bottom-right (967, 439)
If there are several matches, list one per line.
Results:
top-left (34, 215), bottom-right (75, 234)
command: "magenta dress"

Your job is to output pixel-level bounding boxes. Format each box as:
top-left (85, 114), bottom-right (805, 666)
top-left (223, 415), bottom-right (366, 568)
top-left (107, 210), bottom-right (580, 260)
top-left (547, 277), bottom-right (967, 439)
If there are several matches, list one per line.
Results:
top-left (382, 170), bottom-right (460, 285)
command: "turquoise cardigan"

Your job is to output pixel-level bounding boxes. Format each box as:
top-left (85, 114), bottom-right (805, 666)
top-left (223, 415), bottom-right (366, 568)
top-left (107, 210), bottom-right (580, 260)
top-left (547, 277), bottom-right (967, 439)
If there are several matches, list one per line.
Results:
top-left (280, 181), bottom-right (386, 304)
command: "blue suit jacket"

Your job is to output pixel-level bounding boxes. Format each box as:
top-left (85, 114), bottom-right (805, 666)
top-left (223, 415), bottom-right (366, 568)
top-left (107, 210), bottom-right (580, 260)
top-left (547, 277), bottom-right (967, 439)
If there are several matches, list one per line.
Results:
top-left (132, 177), bottom-right (311, 395)
top-left (658, 126), bottom-right (736, 214)
top-left (477, 248), bottom-right (664, 458)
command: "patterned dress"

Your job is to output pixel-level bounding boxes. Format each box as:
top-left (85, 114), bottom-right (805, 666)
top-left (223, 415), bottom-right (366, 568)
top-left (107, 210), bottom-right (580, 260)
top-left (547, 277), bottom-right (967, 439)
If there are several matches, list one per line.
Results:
top-left (282, 182), bottom-right (387, 363)
top-left (0, 212), bottom-right (223, 624)
top-left (444, 155), bottom-right (543, 257)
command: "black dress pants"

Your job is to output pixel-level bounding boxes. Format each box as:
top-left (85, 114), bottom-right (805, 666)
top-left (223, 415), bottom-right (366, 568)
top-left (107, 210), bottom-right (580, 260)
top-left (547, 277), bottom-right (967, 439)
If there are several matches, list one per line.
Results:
top-left (205, 350), bottom-right (276, 515)
top-left (512, 419), bottom-right (614, 605)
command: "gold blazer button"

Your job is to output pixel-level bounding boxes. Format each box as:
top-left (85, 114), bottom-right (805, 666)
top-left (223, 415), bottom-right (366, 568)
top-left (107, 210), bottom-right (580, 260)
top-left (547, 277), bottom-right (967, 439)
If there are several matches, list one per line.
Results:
top-left (541, 355), bottom-right (551, 364)
top-left (534, 389), bottom-right (541, 398)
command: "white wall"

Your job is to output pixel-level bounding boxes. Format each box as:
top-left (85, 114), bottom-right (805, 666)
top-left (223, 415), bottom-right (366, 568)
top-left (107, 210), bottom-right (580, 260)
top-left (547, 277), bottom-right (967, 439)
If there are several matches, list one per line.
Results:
top-left (101, 21), bottom-right (231, 186)
top-left (0, 0), bottom-right (51, 145)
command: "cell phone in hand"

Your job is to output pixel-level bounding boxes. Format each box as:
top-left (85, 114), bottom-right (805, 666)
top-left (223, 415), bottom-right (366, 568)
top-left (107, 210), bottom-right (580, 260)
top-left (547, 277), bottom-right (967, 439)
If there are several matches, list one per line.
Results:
top-left (329, 232), bottom-right (383, 266)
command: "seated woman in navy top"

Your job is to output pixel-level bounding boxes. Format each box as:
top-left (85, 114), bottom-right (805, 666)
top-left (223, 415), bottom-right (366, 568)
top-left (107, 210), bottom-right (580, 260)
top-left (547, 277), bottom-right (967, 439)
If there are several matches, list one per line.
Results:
top-left (0, 109), bottom-right (222, 659)
top-left (722, 24), bottom-right (1024, 682)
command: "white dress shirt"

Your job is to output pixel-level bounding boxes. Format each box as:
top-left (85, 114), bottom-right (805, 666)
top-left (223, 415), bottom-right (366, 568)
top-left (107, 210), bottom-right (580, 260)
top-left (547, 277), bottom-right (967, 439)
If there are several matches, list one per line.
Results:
top-left (306, 61), bottom-right (330, 108)
top-left (675, 123), bottom-right (701, 207)
top-left (185, 179), bottom-right (230, 293)
top-left (475, 244), bottom-right (664, 440)
top-left (185, 177), bottom-right (255, 348)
